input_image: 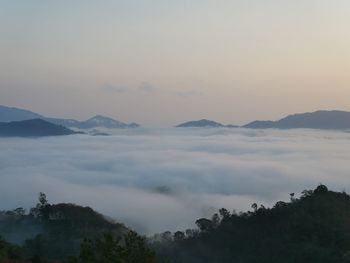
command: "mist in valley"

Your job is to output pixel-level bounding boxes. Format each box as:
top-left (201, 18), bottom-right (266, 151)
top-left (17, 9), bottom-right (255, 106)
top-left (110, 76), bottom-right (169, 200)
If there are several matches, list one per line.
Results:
top-left (1, 128), bottom-right (350, 234)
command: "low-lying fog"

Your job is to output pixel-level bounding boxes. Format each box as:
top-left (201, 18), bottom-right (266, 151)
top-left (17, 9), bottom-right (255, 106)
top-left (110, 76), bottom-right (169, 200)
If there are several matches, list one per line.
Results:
top-left (1, 128), bottom-right (350, 234)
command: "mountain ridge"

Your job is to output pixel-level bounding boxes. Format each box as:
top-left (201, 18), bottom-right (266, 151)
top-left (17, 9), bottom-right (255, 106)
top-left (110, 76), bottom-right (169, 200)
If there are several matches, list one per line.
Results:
top-left (0, 119), bottom-right (79, 137)
top-left (0, 105), bottom-right (140, 129)
top-left (176, 119), bottom-right (238, 128)
top-left (244, 110), bottom-right (350, 130)
top-left (178, 110), bottom-right (350, 130)
top-left (3, 105), bottom-right (350, 130)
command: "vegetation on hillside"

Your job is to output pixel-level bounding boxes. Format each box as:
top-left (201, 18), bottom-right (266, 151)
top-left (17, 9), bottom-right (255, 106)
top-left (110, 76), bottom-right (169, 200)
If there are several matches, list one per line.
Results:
top-left (3, 185), bottom-right (350, 262)
top-left (153, 185), bottom-right (350, 263)
top-left (0, 193), bottom-right (155, 262)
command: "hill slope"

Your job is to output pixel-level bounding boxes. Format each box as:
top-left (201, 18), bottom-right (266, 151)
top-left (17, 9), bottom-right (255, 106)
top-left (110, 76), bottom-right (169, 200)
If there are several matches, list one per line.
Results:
top-left (154, 185), bottom-right (350, 263)
top-left (244, 110), bottom-right (350, 130)
top-left (0, 106), bottom-right (42, 122)
top-left (0, 119), bottom-right (78, 137)
top-left (0, 199), bottom-right (128, 260)
top-left (176, 119), bottom-right (225, 128)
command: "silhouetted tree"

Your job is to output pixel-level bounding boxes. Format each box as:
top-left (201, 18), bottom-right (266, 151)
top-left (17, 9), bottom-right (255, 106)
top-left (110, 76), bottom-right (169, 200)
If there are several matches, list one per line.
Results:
top-left (211, 213), bottom-right (220, 228)
top-left (173, 231), bottom-right (185, 242)
top-left (219, 208), bottom-right (230, 220)
top-left (314, 184), bottom-right (328, 194)
top-left (195, 218), bottom-right (213, 232)
top-left (251, 203), bottom-right (258, 212)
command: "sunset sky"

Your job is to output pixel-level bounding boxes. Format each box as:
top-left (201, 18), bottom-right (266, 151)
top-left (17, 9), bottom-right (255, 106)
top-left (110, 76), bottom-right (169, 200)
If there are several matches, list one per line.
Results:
top-left (1, 0), bottom-right (350, 126)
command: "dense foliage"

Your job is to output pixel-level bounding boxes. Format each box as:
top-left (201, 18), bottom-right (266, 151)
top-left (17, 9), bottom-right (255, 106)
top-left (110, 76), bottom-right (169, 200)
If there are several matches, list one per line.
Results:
top-left (0, 193), bottom-right (155, 262)
top-left (0, 236), bottom-right (24, 262)
top-left (3, 186), bottom-right (350, 262)
top-left (67, 232), bottom-right (155, 263)
top-left (153, 185), bottom-right (350, 263)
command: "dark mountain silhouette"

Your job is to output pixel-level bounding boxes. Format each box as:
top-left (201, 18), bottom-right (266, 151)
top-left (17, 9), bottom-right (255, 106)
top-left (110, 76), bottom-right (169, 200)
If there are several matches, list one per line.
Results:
top-left (177, 119), bottom-right (224, 128)
top-left (244, 110), bottom-right (350, 130)
top-left (0, 119), bottom-right (78, 137)
top-left (176, 111), bottom-right (350, 130)
top-left (0, 105), bottom-right (140, 129)
top-left (177, 119), bottom-right (238, 128)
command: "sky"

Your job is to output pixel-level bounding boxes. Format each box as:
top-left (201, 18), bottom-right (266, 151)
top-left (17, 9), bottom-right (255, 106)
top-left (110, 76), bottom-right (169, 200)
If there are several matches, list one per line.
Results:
top-left (1, 128), bottom-right (350, 234)
top-left (1, 0), bottom-right (350, 126)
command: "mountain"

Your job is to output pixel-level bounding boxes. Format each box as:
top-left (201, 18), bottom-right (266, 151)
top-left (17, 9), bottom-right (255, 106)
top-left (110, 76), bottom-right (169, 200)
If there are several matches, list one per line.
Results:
top-left (0, 105), bottom-right (43, 122)
top-left (244, 110), bottom-right (350, 130)
top-left (176, 119), bottom-right (238, 128)
top-left (243, 120), bottom-right (275, 129)
top-left (46, 115), bottom-right (140, 129)
top-left (177, 119), bottom-right (225, 128)
top-left (0, 105), bottom-right (140, 129)
top-left (72, 115), bottom-right (139, 129)
top-left (0, 119), bottom-right (78, 137)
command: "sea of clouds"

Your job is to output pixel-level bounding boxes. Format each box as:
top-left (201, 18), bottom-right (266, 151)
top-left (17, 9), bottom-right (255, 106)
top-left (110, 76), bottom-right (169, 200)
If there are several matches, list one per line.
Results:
top-left (1, 128), bottom-right (350, 234)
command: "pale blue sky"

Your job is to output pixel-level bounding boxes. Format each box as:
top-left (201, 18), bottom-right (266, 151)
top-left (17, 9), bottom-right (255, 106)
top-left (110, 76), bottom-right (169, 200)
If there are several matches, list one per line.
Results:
top-left (1, 1), bottom-right (350, 125)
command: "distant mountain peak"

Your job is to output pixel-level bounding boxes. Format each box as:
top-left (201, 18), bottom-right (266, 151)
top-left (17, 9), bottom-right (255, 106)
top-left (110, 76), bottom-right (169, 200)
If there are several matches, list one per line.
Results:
top-left (0, 105), bottom-right (140, 129)
top-left (86, 115), bottom-right (124, 125)
top-left (88, 115), bottom-right (113, 120)
top-left (244, 110), bottom-right (350, 130)
top-left (177, 119), bottom-right (224, 128)
top-left (80, 115), bottom-right (138, 129)
top-left (176, 119), bottom-right (238, 128)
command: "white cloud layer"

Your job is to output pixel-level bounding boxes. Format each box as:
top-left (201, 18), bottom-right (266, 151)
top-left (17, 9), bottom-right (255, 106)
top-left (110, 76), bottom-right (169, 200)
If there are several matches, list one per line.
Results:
top-left (1, 128), bottom-right (350, 234)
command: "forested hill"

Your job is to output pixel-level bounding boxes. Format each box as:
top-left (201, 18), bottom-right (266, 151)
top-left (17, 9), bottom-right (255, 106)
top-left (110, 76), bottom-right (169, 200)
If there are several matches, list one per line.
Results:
top-left (3, 186), bottom-right (350, 262)
top-left (0, 193), bottom-right (155, 262)
top-left (153, 185), bottom-right (350, 263)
